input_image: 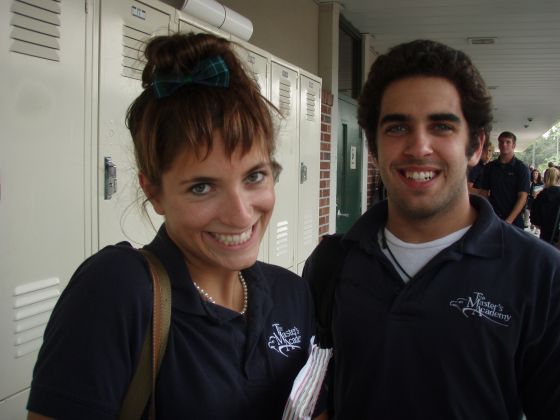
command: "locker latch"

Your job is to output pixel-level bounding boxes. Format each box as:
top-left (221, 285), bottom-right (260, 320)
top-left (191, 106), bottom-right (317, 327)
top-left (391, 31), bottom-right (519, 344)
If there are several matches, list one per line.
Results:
top-left (104, 157), bottom-right (117, 200)
top-left (300, 162), bottom-right (308, 184)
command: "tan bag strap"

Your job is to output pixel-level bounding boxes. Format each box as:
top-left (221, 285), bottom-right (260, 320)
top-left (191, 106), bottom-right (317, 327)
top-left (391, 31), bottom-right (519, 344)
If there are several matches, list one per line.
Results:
top-left (118, 249), bottom-right (172, 420)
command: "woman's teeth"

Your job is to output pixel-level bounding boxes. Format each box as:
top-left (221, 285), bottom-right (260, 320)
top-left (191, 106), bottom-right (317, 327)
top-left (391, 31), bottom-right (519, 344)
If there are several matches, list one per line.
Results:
top-left (211, 228), bottom-right (252, 245)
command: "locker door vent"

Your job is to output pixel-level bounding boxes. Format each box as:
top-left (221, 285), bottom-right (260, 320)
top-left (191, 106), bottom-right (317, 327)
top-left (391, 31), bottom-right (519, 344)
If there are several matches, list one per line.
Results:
top-left (302, 213), bottom-right (314, 247)
top-left (305, 91), bottom-right (316, 121)
top-left (274, 220), bottom-right (289, 257)
top-left (9, 0), bottom-right (61, 62)
top-left (278, 79), bottom-right (292, 117)
top-left (122, 24), bottom-right (150, 80)
top-left (12, 277), bottom-right (61, 358)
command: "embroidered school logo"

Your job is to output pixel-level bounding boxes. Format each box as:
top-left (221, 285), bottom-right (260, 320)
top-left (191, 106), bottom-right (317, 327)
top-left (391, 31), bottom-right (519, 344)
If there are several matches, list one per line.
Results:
top-left (267, 323), bottom-right (302, 357)
top-left (450, 292), bottom-right (512, 327)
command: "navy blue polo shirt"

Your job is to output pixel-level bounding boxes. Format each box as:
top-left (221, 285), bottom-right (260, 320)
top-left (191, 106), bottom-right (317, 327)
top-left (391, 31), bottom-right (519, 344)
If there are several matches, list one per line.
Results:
top-left (480, 155), bottom-right (530, 226)
top-left (28, 226), bottom-right (317, 420)
top-left (318, 196), bottom-right (560, 419)
top-left (467, 160), bottom-right (484, 188)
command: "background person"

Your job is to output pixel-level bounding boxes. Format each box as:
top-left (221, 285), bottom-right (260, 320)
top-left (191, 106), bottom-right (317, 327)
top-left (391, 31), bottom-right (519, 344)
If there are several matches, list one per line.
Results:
top-left (305, 39), bottom-right (560, 419)
top-left (479, 131), bottom-right (530, 228)
top-left (530, 167), bottom-right (560, 245)
top-left (27, 33), bottom-right (325, 420)
top-left (467, 139), bottom-right (493, 195)
top-left (527, 168), bottom-right (544, 230)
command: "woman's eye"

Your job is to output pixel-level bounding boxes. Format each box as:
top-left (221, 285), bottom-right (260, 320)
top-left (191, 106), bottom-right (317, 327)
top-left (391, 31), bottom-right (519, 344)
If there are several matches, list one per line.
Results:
top-left (246, 171), bottom-right (265, 184)
top-left (190, 183), bottom-right (211, 195)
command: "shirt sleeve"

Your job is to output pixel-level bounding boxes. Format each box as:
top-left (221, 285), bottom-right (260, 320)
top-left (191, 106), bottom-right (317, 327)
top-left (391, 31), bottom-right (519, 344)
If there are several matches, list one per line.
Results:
top-left (519, 259), bottom-right (560, 419)
top-left (27, 244), bottom-right (152, 420)
top-left (517, 162), bottom-right (531, 193)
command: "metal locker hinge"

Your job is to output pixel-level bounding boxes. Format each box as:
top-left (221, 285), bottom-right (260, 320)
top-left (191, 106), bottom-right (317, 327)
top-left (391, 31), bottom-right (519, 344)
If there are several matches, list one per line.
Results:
top-left (104, 157), bottom-right (117, 200)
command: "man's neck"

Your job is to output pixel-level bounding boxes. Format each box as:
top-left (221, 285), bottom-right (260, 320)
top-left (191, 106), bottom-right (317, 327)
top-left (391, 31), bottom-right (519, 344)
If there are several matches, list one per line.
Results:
top-left (386, 196), bottom-right (477, 244)
top-left (499, 153), bottom-right (514, 164)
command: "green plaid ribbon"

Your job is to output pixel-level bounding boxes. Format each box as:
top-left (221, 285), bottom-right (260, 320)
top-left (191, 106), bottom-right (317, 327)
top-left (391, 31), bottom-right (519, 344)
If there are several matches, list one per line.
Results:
top-left (152, 55), bottom-right (230, 99)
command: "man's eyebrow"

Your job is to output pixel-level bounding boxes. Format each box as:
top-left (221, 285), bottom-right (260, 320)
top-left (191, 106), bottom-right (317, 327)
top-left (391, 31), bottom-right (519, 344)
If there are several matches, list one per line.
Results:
top-left (379, 114), bottom-right (410, 125)
top-left (428, 113), bottom-right (461, 123)
top-left (379, 113), bottom-right (462, 125)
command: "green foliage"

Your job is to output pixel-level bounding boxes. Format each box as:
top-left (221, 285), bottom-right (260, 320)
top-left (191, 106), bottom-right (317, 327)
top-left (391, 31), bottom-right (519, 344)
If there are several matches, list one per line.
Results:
top-left (517, 121), bottom-right (560, 169)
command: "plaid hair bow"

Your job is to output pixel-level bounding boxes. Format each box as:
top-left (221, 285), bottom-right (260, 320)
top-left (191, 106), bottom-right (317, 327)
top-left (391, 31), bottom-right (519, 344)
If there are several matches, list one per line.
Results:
top-left (152, 55), bottom-right (230, 99)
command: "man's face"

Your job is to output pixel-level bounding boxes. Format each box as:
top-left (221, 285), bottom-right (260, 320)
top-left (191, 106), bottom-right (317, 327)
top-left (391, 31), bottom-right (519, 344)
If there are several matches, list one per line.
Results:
top-left (498, 135), bottom-right (515, 158)
top-left (375, 76), bottom-right (481, 223)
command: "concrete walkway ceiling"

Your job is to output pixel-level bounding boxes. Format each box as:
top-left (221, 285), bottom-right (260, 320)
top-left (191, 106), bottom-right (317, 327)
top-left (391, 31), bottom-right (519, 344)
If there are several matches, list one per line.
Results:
top-left (324, 0), bottom-right (560, 151)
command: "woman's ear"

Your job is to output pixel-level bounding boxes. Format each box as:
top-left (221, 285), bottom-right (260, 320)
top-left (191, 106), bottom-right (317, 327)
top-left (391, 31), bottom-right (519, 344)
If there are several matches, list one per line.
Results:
top-left (139, 173), bottom-right (165, 215)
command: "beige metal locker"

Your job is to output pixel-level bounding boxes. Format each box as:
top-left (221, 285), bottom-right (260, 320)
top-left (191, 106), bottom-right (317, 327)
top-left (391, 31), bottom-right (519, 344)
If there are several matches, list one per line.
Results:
top-left (97, 0), bottom-right (175, 248)
top-left (268, 60), bottom-right (299, 269)
top-left (297, 72), bottom-right (321, 273)
top-left (0, 0), bottom-right (89, 416)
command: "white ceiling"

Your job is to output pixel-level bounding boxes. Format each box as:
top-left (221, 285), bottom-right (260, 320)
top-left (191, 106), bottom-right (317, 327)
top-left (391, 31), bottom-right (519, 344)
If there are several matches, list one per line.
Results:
top-left (327, 0), bottom-right (560, 151)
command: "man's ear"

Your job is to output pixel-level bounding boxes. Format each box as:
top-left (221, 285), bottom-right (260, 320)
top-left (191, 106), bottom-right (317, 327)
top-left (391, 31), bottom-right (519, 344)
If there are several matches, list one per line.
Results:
top-left (139, 173), bottom-right (164, 215)
top-left (468, 130), bottom-right (485, 167)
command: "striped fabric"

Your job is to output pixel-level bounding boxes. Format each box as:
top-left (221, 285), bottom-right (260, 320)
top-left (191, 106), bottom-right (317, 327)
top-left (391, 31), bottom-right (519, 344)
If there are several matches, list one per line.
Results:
top-left (152, 55), bottom-right (230, 99)
top-left (282, 337), bottom-right (332, 420)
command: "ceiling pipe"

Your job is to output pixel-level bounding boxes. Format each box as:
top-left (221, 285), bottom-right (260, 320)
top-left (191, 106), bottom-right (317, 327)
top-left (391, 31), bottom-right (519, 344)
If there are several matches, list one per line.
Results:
top-left (161, 0), bottom-right (254, 41)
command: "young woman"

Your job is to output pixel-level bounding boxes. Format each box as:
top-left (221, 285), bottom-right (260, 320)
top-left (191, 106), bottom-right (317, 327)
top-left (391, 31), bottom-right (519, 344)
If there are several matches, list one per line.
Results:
top-left (531, 167), bottom-right (560, 244)
top-left (27, 33), bottom-right (325, 420)
top-left (527, 169), bottom-right (544, 229)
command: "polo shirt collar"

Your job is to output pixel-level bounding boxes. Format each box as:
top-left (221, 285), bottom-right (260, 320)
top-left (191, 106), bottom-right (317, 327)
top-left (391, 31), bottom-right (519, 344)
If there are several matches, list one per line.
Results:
top-left (342, 194), bottom-right (504, 260)
top-left (144, 225), bottom-right (273, 323)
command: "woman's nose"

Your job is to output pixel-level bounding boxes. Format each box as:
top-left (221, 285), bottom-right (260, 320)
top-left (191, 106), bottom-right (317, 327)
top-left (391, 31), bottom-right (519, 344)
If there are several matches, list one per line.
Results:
top-left (220, 189), bottom-right (253, 227)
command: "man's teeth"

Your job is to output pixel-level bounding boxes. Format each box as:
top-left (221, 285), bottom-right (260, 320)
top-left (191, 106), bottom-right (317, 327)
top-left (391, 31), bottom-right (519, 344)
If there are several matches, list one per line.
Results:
top-left (405, 171), bottom-right (435, 181)
top-left (212, 229), bottom-right (252, 245)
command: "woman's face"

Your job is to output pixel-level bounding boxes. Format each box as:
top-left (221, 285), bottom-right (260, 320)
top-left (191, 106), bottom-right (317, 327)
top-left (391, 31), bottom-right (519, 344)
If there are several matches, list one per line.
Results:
top-left (145, 133), bottom-right (275, 274)
top-left (533, 171), bottom-right (540, 181)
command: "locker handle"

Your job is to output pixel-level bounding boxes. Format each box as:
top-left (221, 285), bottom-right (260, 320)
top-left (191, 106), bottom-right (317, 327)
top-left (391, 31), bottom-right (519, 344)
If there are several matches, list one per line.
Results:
top-left (300, 162), bottom-right (308, 184)
top-left (337, 209), bottom-right (350, 218)
top-left (104, 157), bottom-right (117, 200)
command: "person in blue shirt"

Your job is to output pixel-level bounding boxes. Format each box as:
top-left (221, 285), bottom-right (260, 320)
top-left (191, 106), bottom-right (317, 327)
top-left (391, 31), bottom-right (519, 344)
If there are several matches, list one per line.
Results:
top-left (27, 33), bottom-right (326, 420)
top-left (306, 39), bottom-right (560, 419)
top-left (480, 131), bottom-right (531, 228)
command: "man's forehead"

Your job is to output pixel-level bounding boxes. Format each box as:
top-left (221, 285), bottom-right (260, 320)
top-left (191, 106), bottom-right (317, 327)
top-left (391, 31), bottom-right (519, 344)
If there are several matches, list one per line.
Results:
top-left (378, 76), bottom-right (464, 120)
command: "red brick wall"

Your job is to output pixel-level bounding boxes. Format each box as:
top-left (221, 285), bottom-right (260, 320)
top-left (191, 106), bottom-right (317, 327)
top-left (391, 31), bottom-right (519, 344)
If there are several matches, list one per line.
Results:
top-left (319, 89), bottom-right (333, 237)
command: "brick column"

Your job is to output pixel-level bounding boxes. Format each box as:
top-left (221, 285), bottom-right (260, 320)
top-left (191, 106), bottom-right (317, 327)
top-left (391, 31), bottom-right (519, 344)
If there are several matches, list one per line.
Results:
top-left (319, 89), bottom-right (333, 237)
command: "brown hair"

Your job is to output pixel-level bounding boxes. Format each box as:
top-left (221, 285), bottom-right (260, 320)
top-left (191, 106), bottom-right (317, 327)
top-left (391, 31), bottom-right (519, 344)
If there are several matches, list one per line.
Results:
top-left (126, 32), bottom-right (279, 195)
top-left (545, 167), bottom-right (560, 188)
top-left (358, 39), bottom-right (493, 158)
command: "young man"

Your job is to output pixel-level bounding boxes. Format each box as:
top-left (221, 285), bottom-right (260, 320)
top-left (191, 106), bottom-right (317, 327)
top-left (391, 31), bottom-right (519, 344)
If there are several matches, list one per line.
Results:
top-left (305, 40), bottom-right (560, 419)
top-left (467, 139), bottom-right (493, 195)
top-left (479, 131), bottom-right (530, 228)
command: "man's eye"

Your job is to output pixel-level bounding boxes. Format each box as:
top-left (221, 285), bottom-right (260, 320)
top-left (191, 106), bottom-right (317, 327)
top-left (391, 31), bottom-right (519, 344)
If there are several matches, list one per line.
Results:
top-left (385, 124), bottom-right (407, 134)
top-left (246, 171), bottom-right (265, 184)
top-left (190, 183), bottom-right (211, 195)
top-left (433, 123), bottom-right (453, 132)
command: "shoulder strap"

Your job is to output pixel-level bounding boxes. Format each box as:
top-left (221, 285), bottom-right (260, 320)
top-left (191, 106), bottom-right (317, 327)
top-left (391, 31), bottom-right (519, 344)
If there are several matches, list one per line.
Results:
top-left (118, 249), bottom-right (172, 420)
top-left (303, 234), bottom-right (347, 349)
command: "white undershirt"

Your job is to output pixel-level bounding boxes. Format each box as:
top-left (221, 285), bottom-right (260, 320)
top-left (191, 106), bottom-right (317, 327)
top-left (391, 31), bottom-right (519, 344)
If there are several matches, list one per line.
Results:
top-left (380, 226), bottom-right (471, 283)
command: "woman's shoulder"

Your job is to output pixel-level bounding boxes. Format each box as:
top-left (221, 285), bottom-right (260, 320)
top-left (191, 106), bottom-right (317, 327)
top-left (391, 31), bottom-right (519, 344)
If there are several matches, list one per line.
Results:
top-left (66, 242), bottom-right (151, 302)
top-left (252, 261), bottom-right (309, 295)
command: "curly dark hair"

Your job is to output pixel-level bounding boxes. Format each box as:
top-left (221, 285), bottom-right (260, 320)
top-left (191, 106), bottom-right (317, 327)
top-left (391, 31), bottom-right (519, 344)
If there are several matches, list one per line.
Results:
top-left (358, 39), bottom-right (493, 158)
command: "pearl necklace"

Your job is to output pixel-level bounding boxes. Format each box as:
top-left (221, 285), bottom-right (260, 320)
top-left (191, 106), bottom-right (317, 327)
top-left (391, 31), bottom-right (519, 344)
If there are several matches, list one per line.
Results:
top-left (193, 271), bottom-right (248, 315)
